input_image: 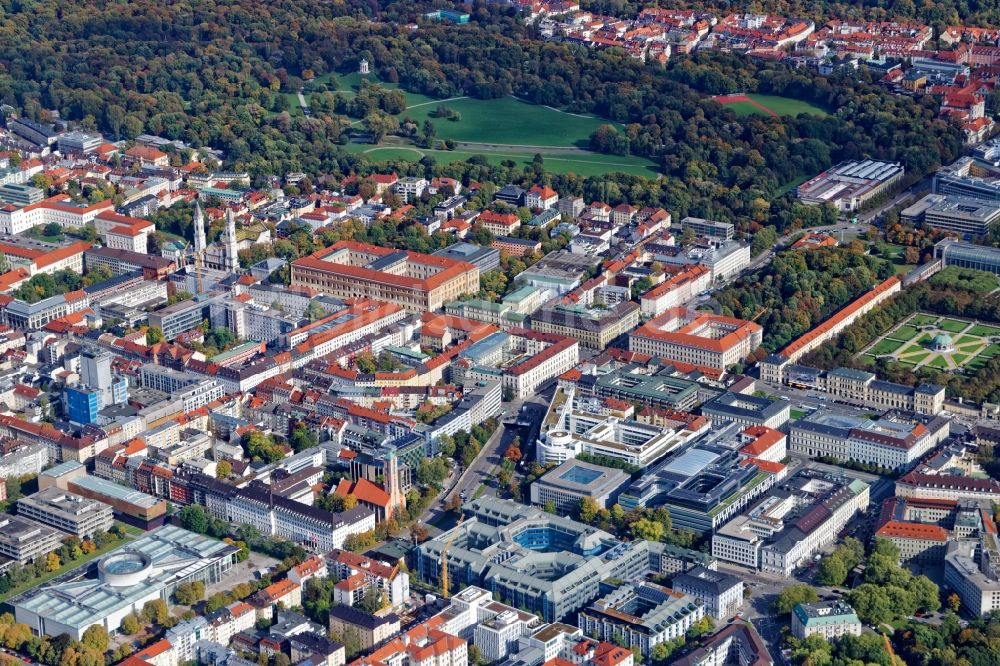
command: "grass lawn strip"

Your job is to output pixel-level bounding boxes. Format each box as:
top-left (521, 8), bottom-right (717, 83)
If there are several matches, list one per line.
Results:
top-left (969, 324), bottom-right (1000, 336)
top-left (939, 319), bottom-right (969, 333)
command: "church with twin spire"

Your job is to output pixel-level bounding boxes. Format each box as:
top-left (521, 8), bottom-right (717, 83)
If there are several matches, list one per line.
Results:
top-left (192, 200), bottom-right (240, 272)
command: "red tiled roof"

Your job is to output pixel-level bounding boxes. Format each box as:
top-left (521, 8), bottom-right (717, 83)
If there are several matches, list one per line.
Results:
top-left (876, 520), bottom-right (949, 541)
top-left (781, 277), bottom-right (900, 357)
top-left (632, 307), bottom-right (761, 353)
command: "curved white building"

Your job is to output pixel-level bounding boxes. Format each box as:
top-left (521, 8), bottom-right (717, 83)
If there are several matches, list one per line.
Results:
top-left (14, 525), bottom-right (238, 640)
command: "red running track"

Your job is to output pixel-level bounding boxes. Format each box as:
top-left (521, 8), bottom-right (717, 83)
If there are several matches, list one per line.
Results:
top-left (712, 94), bottom-right (779, 118)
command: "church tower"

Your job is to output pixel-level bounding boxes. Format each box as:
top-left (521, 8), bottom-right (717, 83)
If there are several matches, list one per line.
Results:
top-left (222, 208), bottom-right (239, 272)
top-left (193, 199), bottom-right (206, 257)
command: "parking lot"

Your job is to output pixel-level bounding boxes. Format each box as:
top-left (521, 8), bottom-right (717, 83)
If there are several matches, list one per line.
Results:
top-left (203, 551), bottom-right (280, 598)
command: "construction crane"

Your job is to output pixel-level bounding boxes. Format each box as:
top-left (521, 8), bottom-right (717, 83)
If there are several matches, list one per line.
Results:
top-left (440, 514), bottom-right (465, 599)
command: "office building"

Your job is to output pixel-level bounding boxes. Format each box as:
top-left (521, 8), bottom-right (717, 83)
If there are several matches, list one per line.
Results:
top-left (875, 496), bottom-right (994, 564)
top-left (619, 422), bottom-right (787, 534)
top-left (515, 251), bottom-right (600, 295)
top-left (415, 498), bottom-right (674, 622)
top-left (944, 535), bottom-right (1000, 616)
top-left (64, 386), bottom-right (101, 425)
top-left (575, 363), bottom-right (704, 413)
top-left (791, 602), bottom-right (861, 640)
top-left (702, 392), bottom-right (789, 430)
top-left (13, 525), bottom-right (238, 639)
top-left (57, 131), bottom-right (104, 155)
top-left (578, 582), bottom-right (704, 656)
top-left (711, 472), bottom-right (870, 575)
top-left (680, 217), bottom-right (734, 240)
top-left (536, 385), bottom-right (707, 467)
top-left (790, 410), bottom-right (949, 471)
top-left (796, 160), bottom-right (904, 211)
top-left (530, 459), bottom-right (631, 514)
top-left (432, 242), bottom-right (501, 273)
top-left (629, 308), bottom-right (762, 372)
top-left (0, 183), bottom-right (43, 206)
top-left (84, 246), bottom-right (176, 279)
top-left (901, 193), bottom-right (1000, 238)
top-left (651, 239), bottom-right (750, 282)
top-left (291, 241), bottom-right (480, 313)
top-left (934, 155), bottom-right (1000, 202)
top-left (671, 567), bottom-right (743, 620)
top-left (0, 514), bottom-right (65, 564)
top-left (16, 487), bottom-right (114, 538)
top-left (501, 329), bottom-right (579, 400)
top-left (532, 301), bottom-right (640, 349)
top-left (147, 298), bottom-right (213, 340)
top-left (7, 118), bottom-right (60, 147)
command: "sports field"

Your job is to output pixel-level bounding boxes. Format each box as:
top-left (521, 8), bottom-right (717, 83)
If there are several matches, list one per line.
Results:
top-left (342, 144), bottom-right (661, 178)
top-left (714, 93), bottom-right (828, 118)
top-left (858, 313), bottom-right (1000, 372)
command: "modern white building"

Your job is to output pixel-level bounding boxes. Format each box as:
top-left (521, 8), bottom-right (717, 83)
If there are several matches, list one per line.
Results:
top-left (712, 473), bottom-right (870, 575)
top-left (13, 525), bottom-right (239, 639)
top-left (536, 386), bottom-right (704, 466)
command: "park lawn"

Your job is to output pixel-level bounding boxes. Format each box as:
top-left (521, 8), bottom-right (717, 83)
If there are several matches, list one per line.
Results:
top-left (345, 143), bottom-right (661, 178)
top-left (916, 333), bottom-right (933, 344)
top-left (910, 314), bottom-right (939, 326)
top-left (898, 358), bottom-right (919, 366)
top-left (891, 325), bottom-right (919, 341)
top-left (870, 338), bottom-right (904, 355)
top-left (857, 355), bottom-right (875, 366)
top-left (966, 355), bottom-right (990, 372)
top-left (747, 94), bottom-right (829, 117)
top-left (402, 96), bottom-right (618, 147)
top-left (969, 324), bottom-right (1000, 336)
top-left (893, 263), bottom-right (916, 276)
top-left (952, 353), bottom-right (969, 365)
top-left (957, 342), bottom-right (985, 353)
top-left (939, 318), bottom-right (969, 333)
top-left (902, 350), bottom-right (930, 363)
top-left (954, 334), bottom-right (977, 345)
top-left (927, 356), bottom-right (949, 369)
top-left (980, 343), bottom-right (1000, 358)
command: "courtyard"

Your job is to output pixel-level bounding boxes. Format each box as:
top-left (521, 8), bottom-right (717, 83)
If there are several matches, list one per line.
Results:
top-left (858, 313), bottom-right (1000, 372)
